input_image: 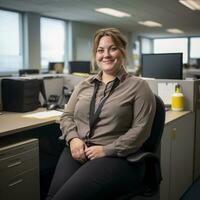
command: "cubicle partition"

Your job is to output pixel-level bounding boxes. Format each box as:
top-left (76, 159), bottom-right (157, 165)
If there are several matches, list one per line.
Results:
top-left (145, 79), bottom-right (196, 111)
top-left (0, 78), bottom-right (2, 111)
top-left (145, 79), bottom-right (200, 180)
top-left (194, 80), bottom-right (200, 179)
top-left (142, 79), bottom-right (200, 199)
top-left (0, 74), bottom-right (200, 200)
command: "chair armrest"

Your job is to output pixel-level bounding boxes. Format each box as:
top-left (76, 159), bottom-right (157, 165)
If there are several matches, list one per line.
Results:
top-left (127, 151), bottom-right (159, 163)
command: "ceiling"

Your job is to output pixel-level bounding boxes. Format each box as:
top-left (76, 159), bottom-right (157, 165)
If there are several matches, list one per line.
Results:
top-left (1, 0), bottom-right (200, 38)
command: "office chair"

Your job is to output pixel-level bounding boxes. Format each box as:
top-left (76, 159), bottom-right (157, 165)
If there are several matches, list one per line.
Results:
top-left (19, 69), bottom-right (39, 76)
top-left (116, 95), bottom-right (165, 200)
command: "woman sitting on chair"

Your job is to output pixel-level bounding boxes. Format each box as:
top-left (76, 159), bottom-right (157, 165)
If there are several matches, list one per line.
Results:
top-left (46, 27), bottom-right (156, 200)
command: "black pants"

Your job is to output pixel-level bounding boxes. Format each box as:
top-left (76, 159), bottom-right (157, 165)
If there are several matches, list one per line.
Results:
top-left (46, 147), bottom-right (145, 200)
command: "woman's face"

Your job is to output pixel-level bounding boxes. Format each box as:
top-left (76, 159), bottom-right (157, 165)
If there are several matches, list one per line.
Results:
top-left (95, 36), bottom-right (123, 75)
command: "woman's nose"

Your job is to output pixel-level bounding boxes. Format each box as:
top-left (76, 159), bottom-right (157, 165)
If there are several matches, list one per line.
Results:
top-left (104, 49), bottom-right (111, 57)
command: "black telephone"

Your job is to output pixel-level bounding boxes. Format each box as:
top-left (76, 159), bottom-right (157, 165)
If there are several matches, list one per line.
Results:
top-left (48, 95), bottom-right (60, 104)
top-left (47, 87), bottom-right (72, 110)
top-left (47, 95), bottom-right (60, 110)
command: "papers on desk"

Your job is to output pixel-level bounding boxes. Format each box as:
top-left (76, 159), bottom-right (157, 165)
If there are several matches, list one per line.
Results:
top-left (23, 110), bottom-right (63, 119)
top-left (158, 82), bottom-right (177, 105)
top-left (72, 72), bottom-right (89, 77)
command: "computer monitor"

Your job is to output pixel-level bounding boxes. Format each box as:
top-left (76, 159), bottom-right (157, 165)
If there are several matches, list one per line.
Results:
top-left (196, 59), bottom-right (200, 68)
top-left (48, 62), bottom-right (64, 73)
top-left (68, 61), bottom-right (91, 74)
top-left (141, 53), bottom-right (183, 79)
top-left (19, 69), bottom-right (39, 76)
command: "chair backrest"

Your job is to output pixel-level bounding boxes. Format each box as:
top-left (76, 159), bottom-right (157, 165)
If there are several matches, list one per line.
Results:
top-left (115, 95), bottom-right (166, 200)
top-left (19, 69), bottom-right (39, 76)
top-left (141, 95), bottom-right (165, 153)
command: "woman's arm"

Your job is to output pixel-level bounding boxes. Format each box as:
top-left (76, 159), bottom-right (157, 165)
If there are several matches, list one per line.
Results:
top-left (60, 82), bottom-right (89, 162)
top-left (103, 80), bottom-right (156, 157)
top-left (60, 83), bottom-right (81, 144)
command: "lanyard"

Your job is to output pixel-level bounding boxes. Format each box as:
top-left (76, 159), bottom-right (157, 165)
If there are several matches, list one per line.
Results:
top-left (87, 78), bottom-right (119, 141)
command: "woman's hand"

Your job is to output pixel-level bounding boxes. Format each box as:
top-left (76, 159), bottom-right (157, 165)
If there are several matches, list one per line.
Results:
top-left (69, 138), bottom-right (87, 163)
top-left (85, 146), bottom-right (106, 160)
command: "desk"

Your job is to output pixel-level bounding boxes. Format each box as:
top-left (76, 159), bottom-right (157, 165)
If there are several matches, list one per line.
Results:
top-left (0, 108), bottom-right (61, 137)
top-left (0, 108), bottom-right (190, 137)
top-left (0, 109), bottom-right (195, 200)
top-left (0, 108), bottom-right (64, 200)
top-left (161, 111), bottom-right (195, 200)
top-left (165, 110), bottom-right (190, 124)
top-left (0, 139), bottom-right (40, 200)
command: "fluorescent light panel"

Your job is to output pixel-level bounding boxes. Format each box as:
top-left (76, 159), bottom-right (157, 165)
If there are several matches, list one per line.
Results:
top-left (166, 28), bottom-right (184, 34)
top-left (95, 8), bottom-right (131, 18)
top-left (138, 20), bottom-right (162, 27)
top-left (179, 0), bottom-right (200, 10)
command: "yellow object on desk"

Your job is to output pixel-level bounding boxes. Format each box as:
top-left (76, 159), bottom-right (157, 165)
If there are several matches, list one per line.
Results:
top-left (72, 72), bottom-right (89, 77)
top-left (171, 84), bottom-right (184, 111)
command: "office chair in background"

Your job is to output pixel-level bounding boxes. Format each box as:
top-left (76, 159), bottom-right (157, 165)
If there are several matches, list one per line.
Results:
top-left (19, 69), bottom-right (39, 76)
top-left (116, 95), bottom-right (166, 200)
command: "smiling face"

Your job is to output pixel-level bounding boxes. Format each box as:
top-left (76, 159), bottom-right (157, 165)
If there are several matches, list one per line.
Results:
top-left (95, 36), bottom-right (123, 75)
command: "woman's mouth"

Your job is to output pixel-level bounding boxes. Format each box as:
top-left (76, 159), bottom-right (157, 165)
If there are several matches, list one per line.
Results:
top-left (103, 60), bottom-right (114, 64)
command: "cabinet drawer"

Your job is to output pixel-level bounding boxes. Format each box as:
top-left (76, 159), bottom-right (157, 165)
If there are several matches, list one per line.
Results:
top-left (0, 147), bottom-right (39, 178)
top-left (0, 168), bottom-right (40, 200)
top-left (0, 139), bottom-right (38, 157)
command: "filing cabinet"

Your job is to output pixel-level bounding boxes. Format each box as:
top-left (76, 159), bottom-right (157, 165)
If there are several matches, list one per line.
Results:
top-left (0, 139), bottom-right (40, 200)
top-left (160, 112), bottom-right (195, 200)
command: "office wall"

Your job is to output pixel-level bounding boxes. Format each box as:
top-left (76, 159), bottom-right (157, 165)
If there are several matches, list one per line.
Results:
top-left (70, 21), bottom-right (101, 61)
top-left (24, 13), bottom-right (41, 70)
top-left (0, 10), bottom-right (134, 74)
top-left (141, 37), bottom-right (153, 54)
top-left (0, 78), bottom-right (2, 110)
top-left (125, 32), bottom-right (134, 69)
top-left (70, 21), bottom-right (134, 70)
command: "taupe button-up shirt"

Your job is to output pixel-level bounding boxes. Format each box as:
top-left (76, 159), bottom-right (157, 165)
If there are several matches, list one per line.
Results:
top-left (60, 70), bottom-right (156, 158)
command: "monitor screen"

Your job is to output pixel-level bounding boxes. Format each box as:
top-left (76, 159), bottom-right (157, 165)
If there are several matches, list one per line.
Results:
top-left (68, 61), bottom-right (91, 74)
top-left (196, 59), bottom-right (200, 68)
top-left (141, 53), bottom-right (183, 79)
top-left (48, 62), bottom-right (64, 73)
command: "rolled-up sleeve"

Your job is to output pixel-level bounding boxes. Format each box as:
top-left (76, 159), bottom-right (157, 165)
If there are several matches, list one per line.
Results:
top-left (103, 80), bottom-right (156, 157)
top-left (59, 84), bottom-right (80, 144)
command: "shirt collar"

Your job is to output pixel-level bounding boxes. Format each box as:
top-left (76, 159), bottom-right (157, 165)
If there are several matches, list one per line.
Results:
top-left (90, 68), bottom-right (128, 84)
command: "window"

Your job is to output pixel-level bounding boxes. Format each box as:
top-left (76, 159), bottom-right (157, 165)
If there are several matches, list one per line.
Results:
top-left (40, 17), bottom-right (66, 69)
top-left (0, 9), bottom-right (23, 73)
top-left (190, 37), bottom-right (200, 58)
top-left (154, 38), bottom-right (188, 63)
top-left (141, 37), bottom-right (152, 54)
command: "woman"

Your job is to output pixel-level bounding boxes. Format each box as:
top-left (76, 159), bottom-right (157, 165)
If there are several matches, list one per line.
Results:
top-left (46, 28), bottom-right (156, 200)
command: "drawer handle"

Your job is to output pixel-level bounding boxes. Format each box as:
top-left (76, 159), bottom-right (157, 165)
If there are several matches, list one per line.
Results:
top-left (8, 179), bottom-right (23, 187)
top-left (8, 161), bottom-right (22, 168)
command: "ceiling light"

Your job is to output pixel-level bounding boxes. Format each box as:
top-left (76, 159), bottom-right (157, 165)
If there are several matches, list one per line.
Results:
top-left (95, 8), bottom-right (131, 18)
top-left (179, 0), bottom-right (200, 10)
top-left (138, 20), bottom-right (162, 27)
top-left (166, 28), bottom-right (184, 34)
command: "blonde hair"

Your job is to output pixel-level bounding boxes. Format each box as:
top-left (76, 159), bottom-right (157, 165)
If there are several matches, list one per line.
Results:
top-left (92, 27), bottom-right (127, 69)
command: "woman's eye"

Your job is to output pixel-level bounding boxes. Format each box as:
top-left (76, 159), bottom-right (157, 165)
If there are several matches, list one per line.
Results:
top-left (97, 49), bottom-right (104, 53)
top-left (110, 47), bottom-right (117, 51)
